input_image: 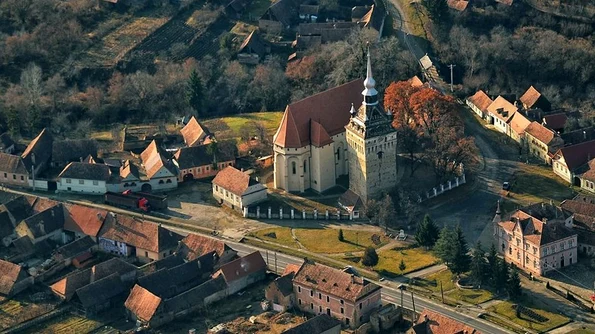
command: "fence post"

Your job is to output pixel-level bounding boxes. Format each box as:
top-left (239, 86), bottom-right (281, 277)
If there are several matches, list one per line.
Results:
top-left (268, 207), bottom-right (272, 219)
top-left (433, 188), bottom-right (437, 196)
top-left (291, 208), bottom-right (294, 219)
top-left (279, 207), bottom-right (283, 219)
top-left (314, 209), bottom-right (318, 220)
top-left (441, 184), bottom-right (444, 192)
top-left (336, 210), bottom-right (340, 220)
top-left (448, 180), bottom-right (452, 189)
top-left (462, 173), bottom-right (466, 183)
top-left (456, 177), bottom-right (459, 187)
top-left (243, 207), bottom-right (248, 218)
top-left (257, 206), bottom-right (260, 219)
top-left (302, 210), bottom-right (306, 219)
top-left (325, 210), bottom-right (329, 220)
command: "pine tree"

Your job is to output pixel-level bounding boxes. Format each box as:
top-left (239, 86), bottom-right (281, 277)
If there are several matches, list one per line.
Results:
top-left (494, 258), bottom-right (509, 292)
top-left (415, 214), bottom-right (440, 249)
top-left (470, 241), bottom-right (487, 285)
top-left (362, 247), bottom-right (379, 267)
top-left (449, 225), bottom-right (471, 276)
top-left (186, 70), bottom-right (204, 114)
top-left (399, 259), bottom-right (407, 272)
top-left (434, 227), bottom-right (456, 265)
top-left (422, 0), bottom-right (449, 23)
top-left (506, 266), bottom-right (522, 300)
top-left (487, 243), bottom-right (499, 286)
top-left (338, 229), bottom-right (344, 242)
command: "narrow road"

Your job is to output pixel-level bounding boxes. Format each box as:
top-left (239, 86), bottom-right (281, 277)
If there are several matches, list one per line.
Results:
top-left (385, 0), bottom-right (427, 61)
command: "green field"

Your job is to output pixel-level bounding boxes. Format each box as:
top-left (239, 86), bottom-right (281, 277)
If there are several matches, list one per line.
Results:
top-left (374, 247), bottom-right (439, 275)
top-left (250, 227), bottom-right (300, 249)
top-left (295, 228), bottom-right (389, 254)
top-left (488, 300), bottom-right (570, 333)
top-left (202, 111), bottom-right (283, 141)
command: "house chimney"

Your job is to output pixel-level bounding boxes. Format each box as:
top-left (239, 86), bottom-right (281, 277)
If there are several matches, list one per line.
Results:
top-left (97, 213), bottom-right (103, 221)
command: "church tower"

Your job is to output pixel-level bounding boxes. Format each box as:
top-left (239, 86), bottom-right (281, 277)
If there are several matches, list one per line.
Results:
top-left (345, 48), bottom-right (398, 203)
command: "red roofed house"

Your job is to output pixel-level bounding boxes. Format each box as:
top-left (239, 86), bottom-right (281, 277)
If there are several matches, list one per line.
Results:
top-left (139, 140), bottom-right (178, 192)
top-left (180, 116), bottom-right (213, 147)
top-left (0, 260), bottom-right (34, 297)
top-left (62, 204), bottom-right (108, 242)
top-left (212, 166), bottom-right (267, 212)
top-left (486, 96), bottom-right (518, 135)
top-left (552, 140), bottom-right (595, 184)
top-left (97, 215), bottom-right (182, 263)
top-left (408, 309), bottom-right (481, 334)
top-left (495, 203), bottom-right (577, 276)
top-left (292, 260), bottom-right (382, 329)
top-left (212, 251), bottom-right (267, 295)
top-left (542, 113), bottom-right (567, 133)
top-left (466, 90), bottom-right (493, 120)
top-left (506, 111), bottom-right (531, 143)
top-left (576, 159), bottom-right (595, 194)
top-left (560, 196), bottom-right (595, 255)
top-left (519, 86), bottom-right (550, 112)
top-left (524, 121), bottom-right (564, 164)
top-left (177, 233), bottom-right (237, 265)
top-left (0, 152), bottom-right (29, 187)
top-left (447, 0), bottom-right (469, 12)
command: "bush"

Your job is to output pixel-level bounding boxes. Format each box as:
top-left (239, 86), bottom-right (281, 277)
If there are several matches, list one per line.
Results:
top-left (338, 229), bottom-right (344, 242)
top-left (362, 247), bottom-right (379, 267)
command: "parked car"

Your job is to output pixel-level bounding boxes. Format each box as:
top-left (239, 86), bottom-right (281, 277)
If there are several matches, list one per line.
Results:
top-left (502, 182), bottom-right (511, 191)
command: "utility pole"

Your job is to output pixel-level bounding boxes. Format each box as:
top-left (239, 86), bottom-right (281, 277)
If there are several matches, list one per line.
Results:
top-left (266, 250), bottom-right (269, 268)
top-left (411, 291), bottom-right (416, 315)
top-left (448, 64), bottom-right (456, 92)
top-left (400, 288), bottom-right (403, 308)
top-left (440, 281), bottom-right (444, 304)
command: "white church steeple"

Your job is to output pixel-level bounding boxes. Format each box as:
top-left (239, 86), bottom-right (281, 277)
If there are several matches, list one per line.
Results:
top-left (362, 47), bottom-right (378, 105)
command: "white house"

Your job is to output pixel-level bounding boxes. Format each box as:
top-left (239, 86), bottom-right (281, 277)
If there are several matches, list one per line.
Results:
top-left (466, 90), bottom-right (493, 119)
top-left (57, 162), bottom-right (111, 194)
top-left (212, 166), bottom-right (267, 211)
top-left (139, 140), bottom-right (178, 192)
top-left (486, 96), bottom-right (518, 135)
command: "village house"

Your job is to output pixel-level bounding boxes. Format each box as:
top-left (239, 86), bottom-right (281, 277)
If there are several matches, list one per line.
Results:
top-left (97, 214), bottom-right (182, 263)
top-left (176, 233), bottom-right (238, 265)
top-left (524, 121), bottom-right (564, 164)
top-left (259, 0), bottom-right (300, 34)
top-left (106, 159), bottom-right (143, 193)
top-left (173, 144), bottom-right (235, 182)
top-left (212, 251), bottom-right (267, 295)
top-left (139, 140), bottom-right (178, 192)
top-left (73, 273), bottom-right (127, 314)
top-left (408, 309), bottom-right (481, 334)
top-left (495, 203), bottom-right (577, 276)
top-left (15, 204), bottom-right (64, 244)
top-left (212, 166), bottom-right (267, 211)
top-left (21, 128), bottom-right (53, 177)
top-left (0, 260), bottom-right (34, 297)
top-left (0, 133), bottom-right (15, 154)
top-left (542, 113), bottom-right (567, 133)
top-left (507, 111), bottom-right (531, 143)
top-left (180, 116), bottom-right (213, 147)
top-left (125, 276), bottom-right (228, 328)
top-left (447, 0), bottom-right (469, 11)
top-left (486, 96), bottom-right (518, 135)
top-left (57, 162), bottom-right (111, 194)
top-left (552, 139), bottom-right (595, 184)
top-left (62, 204), bottom-right (108, 242)
top-left (0, 153), bottom-right (29, 187)
top-left (282, 314), bottom-right (342, 334)
top-left (291, 260), bottom-right (382, 329)
top-left (466, 90), bottom-right (493, 120)
top-left (238, 30), bottom-right (270, 65)
top-left (560, 195), bottom-right (595, 256)
top-left (576, 159), bottom-right (595, 193)
top-left (50, 268), bottom-right (93, 301)
top-left (265, 272), bottom-right (295, 312)
top-left (53, 236), bottom-right (97, 267)
top-left (51, 139), bottom-right (98, 168)
top-left (519, 86), bottom-right (551, 112)
top-left (0, 211), bottom-right (16, 247)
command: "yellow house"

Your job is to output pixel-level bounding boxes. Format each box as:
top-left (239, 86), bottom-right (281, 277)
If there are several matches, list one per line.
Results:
top-left (524, 122), bottom-right (563, 164)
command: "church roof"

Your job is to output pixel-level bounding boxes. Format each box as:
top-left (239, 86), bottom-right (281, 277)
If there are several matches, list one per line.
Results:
top-left (274, 80), bottom-right (363, 148)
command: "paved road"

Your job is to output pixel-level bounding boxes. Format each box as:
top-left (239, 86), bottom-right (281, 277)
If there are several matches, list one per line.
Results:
top-left (164, 225), bottom-right (512, 334)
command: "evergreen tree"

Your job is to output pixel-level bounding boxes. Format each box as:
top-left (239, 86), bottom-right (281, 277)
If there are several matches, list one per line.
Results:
top-left (470, 241), bottom-right (487, 285)
top-left (494, 258), bottom-right (509, 292)
top-left (399, 259), bottom-right (407, 272)
top-left (449, 225), bottom-right (471, 276)
top-left (186, 70), bottom-right (204, 114)
top-left (362, 247), bottom-right (379, 267)
top-left (434, 227), bottom-right (456, 265)
top-left (487, 243), bottom-right (499, 286)
top-left (506, 266), bottom-right (522, 300)
top-left (415, 214), bottom-right (440, 249)
top-left (338, 229), bottom-right (344, 242)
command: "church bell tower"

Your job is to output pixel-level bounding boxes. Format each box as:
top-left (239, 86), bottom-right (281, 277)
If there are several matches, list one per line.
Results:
top-left (345, 48), bottom-right (398, 203)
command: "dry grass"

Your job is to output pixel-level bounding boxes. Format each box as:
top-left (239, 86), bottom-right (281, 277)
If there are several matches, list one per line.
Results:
top-left (201, 112), bottom-right (283, 141)
top-left (508, 164), bottom-right (575, 205)
top-left (0, 299), bottom-right (57, 330)
top-left (374, 247), bottom-right (439, 275)
top-left (395, 0), bottom-right (430, 38)
top-left (24, 314), bottom-right (103, 334)
top-left (231, 22), bottom-right (259, 36)
top-left (488, 300), bottom-right (570, 333)
top-left (250, 227), bottom-right (300, 249)
top-left (185, 8), bottom-right (220, 30)
top-left (295, 229), bottom-right (388, 254)
top-left (267, 191), bottom-right (339, 214)
top-left (414, 269), bottom-right (493, 304)
top-left (446, 288), bottom-right (493, 305)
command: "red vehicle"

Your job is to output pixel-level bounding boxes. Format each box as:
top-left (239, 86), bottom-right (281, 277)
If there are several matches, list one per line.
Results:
top-left (105, 191), bottom-right (151, 212)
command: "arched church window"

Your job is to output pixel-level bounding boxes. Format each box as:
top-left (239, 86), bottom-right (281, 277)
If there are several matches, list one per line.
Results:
top-left (303, 161), bottom-right (307, 173)
top-left (292, 161), bottom-right (296, 175)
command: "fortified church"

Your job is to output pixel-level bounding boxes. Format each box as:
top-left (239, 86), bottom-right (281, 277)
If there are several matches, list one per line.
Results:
top-left (273, 50), bottom-right (398, 206)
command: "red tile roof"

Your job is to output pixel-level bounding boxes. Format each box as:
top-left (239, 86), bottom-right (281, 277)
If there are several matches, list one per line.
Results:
top-left (542, 113), bottom-right (567, 131)
top-left (214, 251), bottom-right (266, 284)
top-left (525, 121), bottom-right (556, 145)
top-left (507, 112), bottom-right (531, 136)
top-left (274, 79), bottom-right (363, 148)
top-left (578, 159), bottom-right (595, 182)
top-left (0, 260), bottom-right (26, 296)
top-left (467, 90), bottom-right (493, 113)
top-left (486, 96), bottom-right (517, 122)
top-left (21, 128), bottom-right (53, 171)
top-left (63, 204), bottom-right (108, 237)
top-left (498, 209), bottom-right (576, 246)
top-left (409, 76), bottom-right (424, 87)
top-left (140, 140), bottom-right (174, 179)
top-left (554, 140), bottom-right (595, 171)
top-left (179, 233), bottom-right (234, 261)
top-left (310, 120), bottom-right (333, 147)
top-left (125, 284), bottom-right (162, 322)
top-left (98, 215), bottom-right (182, 253)
top-left (293, 260), bottom-right (380, 302)
top-left (212, 166), bottom-right (264, 197)
top-left (283, 263), bottom-right (301, 276)
top-left (413, 309), bottom-right (481, 334)
top-left (0, 153), bottom-right (28, 175)
top-left (50, 269), bottom-right (91, 300)
top-left (447, 0), bottom-right (469, 11)
top-left (519, 86), bottom-right (542, 109)
top-left (180, 117), bottom-right (211, 147)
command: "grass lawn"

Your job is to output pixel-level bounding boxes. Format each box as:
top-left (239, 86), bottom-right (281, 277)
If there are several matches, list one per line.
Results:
top-left (24, 314), bottom-right (103, 334)
top-left (508, 164), bottom-right (575, 206)
top-left (267, 191), bottom-right (340, 214)
top-left (249, 227), bottom-right (300, 249)
top-left (90, 130), bottom-right (113, 142)
top-left (414, 269), bottom-right (456, 292)
top-left (375, 248), bottom-right (439, 275)
top-left (295, 229), bottom-right (389, 254)
top-left (202, 111), bottom-right (283, 141)
top-left (488, 300), bottom-right (570, 333)
top-left (395, 0), bottom-right (430, 39)
top-left (446, 288), bottom-right (493, 305)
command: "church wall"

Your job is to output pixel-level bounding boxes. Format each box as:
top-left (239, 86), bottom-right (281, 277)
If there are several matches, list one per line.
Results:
top-left (274, 145), bottom-right (310, 192)
top-left (332, 133), bottom-right (348, 177)
top-left (311, 143), bottom-right (336, 193)
top-left (347, 130), bottom-right (368, 202)
top-left (364, 133), bottom-right (398, 198)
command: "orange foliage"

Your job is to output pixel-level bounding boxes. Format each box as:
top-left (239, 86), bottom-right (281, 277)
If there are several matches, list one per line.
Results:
top-left (383, 81), bottom-right (420, 129)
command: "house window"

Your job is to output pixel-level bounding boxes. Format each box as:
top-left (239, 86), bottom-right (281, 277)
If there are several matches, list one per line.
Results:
top-left (166, 179), bottom-right (172, 183)
top-left (340, 307), bottom-right (344, 314)
top-left (303, 161), bottom-right (307, 173)
top-left (298, 286), bottom-right (301, 293)
top-left (319, 306), bottom-right (322, 313)
top-left (340, 300), bottom-right (344, 305)
top-left (206, 166), bottom-right (209, 171)
top-left (359, 303), bottom-right (362, 310)
top-left (215, 185), bottom-right (219, 191)
top-left (326, 308), bottom-right (330, 316)
top-left (20, 175), bottom-right (24, 181)
top-left (3, 173), bottom-right (6, 178)
top-left (292, 161), bottom-right (296, 175)
top-left (326, 296), bottom-right (329, 303)
top-left (12, 175), bottom-right (16, 180)
top-left (509, 247), bottom-right (512, 255)
top-left (198, 167), bottom-right (202, 173)
top-left (525, 256), bottom-right (529, 264)
top-left (318, 293), bottom-right (321, 299)
top-left (534, 260), bottom-right (538, 268)
top-left (93, 180), bottom-right (99, 185)
top-left (346, 318), bottom-right (350, 326)
top-left (310, 303), bottom-right (314, 310)
top-left (145, 251), bottom-right (148, 257)
top-left (533, 247), bottom-right (537, 254)
top-left (159, 180), bottom-right (164, 184)
top-left (310, 290), bottom-right (313, 297)
top-left (79, 179), bottom-right (84, 184)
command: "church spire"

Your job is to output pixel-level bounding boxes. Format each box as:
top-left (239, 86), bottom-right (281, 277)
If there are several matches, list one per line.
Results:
top-left (362, 46), bottom-right (378, 104)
